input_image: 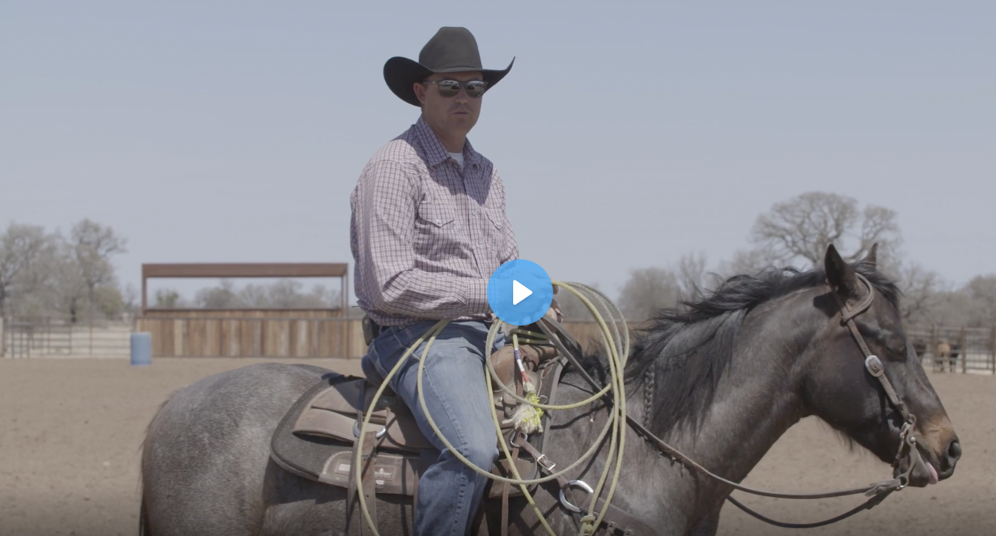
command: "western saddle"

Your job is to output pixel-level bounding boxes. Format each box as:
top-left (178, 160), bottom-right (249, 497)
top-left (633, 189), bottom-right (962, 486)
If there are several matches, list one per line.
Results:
top-left (269, 323), bottom-right (567, 535)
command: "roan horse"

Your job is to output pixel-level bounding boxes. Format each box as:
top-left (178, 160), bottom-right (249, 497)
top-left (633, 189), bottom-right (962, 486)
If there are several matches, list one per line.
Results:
top-left (139, 245), bottom-right (961, 535)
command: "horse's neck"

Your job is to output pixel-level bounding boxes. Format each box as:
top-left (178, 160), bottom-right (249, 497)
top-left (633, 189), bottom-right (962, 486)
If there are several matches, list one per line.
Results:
top-left (661, 307), bottom-right (812, 507)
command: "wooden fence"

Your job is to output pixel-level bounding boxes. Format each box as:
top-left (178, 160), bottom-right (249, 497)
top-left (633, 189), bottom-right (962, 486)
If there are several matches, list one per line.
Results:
top-left (136, 309), bottom-right (365, 358)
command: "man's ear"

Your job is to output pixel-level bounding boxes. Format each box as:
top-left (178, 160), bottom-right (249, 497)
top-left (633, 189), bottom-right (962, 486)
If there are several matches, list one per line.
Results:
top-left (413, 82), bottom-right (426, 105)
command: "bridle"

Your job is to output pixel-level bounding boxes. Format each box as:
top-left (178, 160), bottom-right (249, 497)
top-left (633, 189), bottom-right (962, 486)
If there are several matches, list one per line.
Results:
top-left (540, 272), bottom-right (927, 532)
top-left (650, 272), bottom-right (926, 528)
top-left (828, 272), bottom-right (924, 488)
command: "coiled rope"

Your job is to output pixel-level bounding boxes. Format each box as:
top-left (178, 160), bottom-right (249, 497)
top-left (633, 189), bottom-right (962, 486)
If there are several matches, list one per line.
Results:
top-left (353, 281), bottom-right (630, 536)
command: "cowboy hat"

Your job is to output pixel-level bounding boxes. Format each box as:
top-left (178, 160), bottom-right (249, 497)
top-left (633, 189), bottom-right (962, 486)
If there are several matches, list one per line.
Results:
top-left (384, 27), bottom-right (514, 107)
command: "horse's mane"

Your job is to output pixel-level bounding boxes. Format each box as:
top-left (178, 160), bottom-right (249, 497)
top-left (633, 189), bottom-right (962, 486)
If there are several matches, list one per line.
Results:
top-left (578, 263), bottom-right (899, 436)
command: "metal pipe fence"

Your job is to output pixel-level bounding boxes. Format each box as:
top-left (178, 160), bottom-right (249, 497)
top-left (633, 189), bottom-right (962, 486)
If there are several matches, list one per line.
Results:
top-left (1, 316), bottom-right (131, 358)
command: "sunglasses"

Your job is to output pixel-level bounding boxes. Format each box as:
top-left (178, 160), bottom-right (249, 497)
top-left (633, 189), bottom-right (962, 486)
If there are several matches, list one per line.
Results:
top-left (423, 79), bottom-right (488, 98)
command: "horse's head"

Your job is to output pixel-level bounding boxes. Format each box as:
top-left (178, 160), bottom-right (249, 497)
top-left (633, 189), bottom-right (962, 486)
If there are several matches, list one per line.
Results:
top-left (802, 244), bottom-right (960, 488)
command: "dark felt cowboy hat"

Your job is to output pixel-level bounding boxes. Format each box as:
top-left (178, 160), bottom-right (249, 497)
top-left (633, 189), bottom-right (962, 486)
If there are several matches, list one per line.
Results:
top-left (384, 27), bottom-right (514, 107)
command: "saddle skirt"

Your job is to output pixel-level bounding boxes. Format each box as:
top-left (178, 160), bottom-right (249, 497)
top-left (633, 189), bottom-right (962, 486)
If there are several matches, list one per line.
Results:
top-left (269, 344), bottom-right (565, 500)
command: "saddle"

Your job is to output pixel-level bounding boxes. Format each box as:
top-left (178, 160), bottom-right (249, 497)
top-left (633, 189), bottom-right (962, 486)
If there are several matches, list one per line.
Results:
top-left (269, 338), bottom-right (566, 534)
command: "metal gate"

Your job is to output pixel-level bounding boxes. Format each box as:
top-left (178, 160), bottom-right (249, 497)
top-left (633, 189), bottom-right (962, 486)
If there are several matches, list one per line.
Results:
top-left (1, 317), bottom-right (131, 358)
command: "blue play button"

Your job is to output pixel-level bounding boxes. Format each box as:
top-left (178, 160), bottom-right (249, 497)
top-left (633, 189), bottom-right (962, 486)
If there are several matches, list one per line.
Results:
top-left (487, 259), bottom-right (553, 326)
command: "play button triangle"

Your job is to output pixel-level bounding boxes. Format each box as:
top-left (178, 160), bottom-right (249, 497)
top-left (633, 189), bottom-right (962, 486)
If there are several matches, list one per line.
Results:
top-left (512, 280), bottom-right (532, 305)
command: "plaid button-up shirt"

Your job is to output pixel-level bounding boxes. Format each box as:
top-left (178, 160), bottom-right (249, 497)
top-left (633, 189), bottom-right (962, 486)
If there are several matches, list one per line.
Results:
top-left (350, 116), bottom-right (518, 327)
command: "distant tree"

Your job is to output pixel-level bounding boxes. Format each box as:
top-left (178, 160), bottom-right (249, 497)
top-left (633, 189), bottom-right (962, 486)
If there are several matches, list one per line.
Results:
top-left (964, 275), bottom-right (996, 327)
top-left (195, 279), bottom-right (238, 308)
top-left (155, 289), bottom-right (182, 309)
top-left (894, 261), bottom-right (944, 324)
top-left (716, 248), bottom-right (773, 279)
top-left (750, 192), bottom-right (902, 268)
top-left (551, 282), bottom-right (605, 321)
top-left (121, 283), bottom-right (140, 316)
top-left (618, 267), bottom-right (680, 321)
top-left (0, 222), bottom-right (54, 316)
top-left (41, 219), bottom-right (129, 322)
top-left (69, 219), bottom-right (127, 308)
top-left (268, 280), bottom-right (311, 308)
top-left (923, 291), bottom-right (976, 327)
top-left (675, 251), bottom-right (716, 302)
top-left (191, 279), bottom-right (339, 309)
top-left (237, 283), bottom-right (270, 308)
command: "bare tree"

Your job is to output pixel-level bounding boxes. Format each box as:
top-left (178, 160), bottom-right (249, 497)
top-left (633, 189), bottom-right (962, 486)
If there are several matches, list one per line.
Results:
top-left (551, 282), bottom-right (605, 321)
top-left (675, 251), bottom-right (711, 302)
top-left (716, 248), bottom-right (772, 279)
top-left (749, 192), bottom-right (901, 268)
top-left (268, 280), bottom-right (310, 308)
top-left (39, 220), bottom-right (129, 322)
top-left (195, 279), bottom-right (238, 308)
top-left (191, 279), bottom-right (340, 309)
top-left (895, 261), bottom-right (944, 324)
top-left (70, 219), bottom-right (127, 303)
top-left (617, 267), bottom-right (680, 321)
top-left (859, 205), bottom-right (902, 267)
top-left (924, 291), bottom-right (977, 327)
top-left (0, 223), bottom-right (55, 316)
top-left (154, 289), bottom-right (183, 309)
top-left (965, 275), bottom-right (996, 327)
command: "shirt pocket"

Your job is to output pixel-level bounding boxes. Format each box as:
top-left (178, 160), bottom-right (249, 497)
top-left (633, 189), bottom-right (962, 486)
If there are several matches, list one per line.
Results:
top-left (485, 207), bottom-right (504, 231)
top-left (417, 201), bottom-right (456, 229)
top-left (482, 205), bottom-right (506, 261)
top-left (414, 201), bottom-right (460, 257)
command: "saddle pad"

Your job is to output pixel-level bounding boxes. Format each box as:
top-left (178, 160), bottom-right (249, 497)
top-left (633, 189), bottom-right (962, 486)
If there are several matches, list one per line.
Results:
top-left (270, 363), bottom-right (565, 498)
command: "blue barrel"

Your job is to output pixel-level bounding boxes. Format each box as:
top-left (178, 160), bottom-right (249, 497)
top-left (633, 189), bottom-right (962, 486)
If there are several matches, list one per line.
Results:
top-left (131, 332), bottom-right (152, 366)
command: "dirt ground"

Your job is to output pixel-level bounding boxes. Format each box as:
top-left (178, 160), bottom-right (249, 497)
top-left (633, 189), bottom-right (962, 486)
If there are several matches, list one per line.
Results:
top-left (1, 358), bottom-right (993, 536)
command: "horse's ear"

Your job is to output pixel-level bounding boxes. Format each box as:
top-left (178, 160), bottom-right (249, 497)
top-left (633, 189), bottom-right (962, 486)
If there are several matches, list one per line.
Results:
top-left (858, 243), bottom-right (878, 272)
top-left (824, 243), bottom-right (859, 297)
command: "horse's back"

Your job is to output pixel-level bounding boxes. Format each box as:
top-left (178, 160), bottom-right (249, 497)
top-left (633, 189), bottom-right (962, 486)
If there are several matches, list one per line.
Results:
top-left (141, 362), bottom-right (337, 535)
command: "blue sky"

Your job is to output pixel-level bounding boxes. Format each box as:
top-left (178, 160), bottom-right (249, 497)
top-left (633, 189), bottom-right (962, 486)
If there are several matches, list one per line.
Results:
top-left (2, 1), bottom-right (993, 304)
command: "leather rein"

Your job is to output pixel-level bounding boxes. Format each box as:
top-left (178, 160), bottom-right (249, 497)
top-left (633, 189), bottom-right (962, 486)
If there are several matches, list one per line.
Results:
top-left (539, 273), bottom-right (925, 532)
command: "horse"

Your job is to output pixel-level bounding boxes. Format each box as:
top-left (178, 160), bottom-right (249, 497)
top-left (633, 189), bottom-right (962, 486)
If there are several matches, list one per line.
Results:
top-left (139, 245), bottom-right (961, 535)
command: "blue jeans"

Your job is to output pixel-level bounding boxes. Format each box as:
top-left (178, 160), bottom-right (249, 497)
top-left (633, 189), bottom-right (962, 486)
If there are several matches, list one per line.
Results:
top-left (361, 320), bottom-right (505, 536)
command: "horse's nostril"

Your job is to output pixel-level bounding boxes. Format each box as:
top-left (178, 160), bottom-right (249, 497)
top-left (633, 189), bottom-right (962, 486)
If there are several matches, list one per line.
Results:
top-left (947, 439), bottom-right (962, 461)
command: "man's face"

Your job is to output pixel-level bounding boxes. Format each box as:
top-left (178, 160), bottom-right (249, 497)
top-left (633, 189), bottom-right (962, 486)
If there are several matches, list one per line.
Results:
top-left (414, 71), bottom-right (484, 142)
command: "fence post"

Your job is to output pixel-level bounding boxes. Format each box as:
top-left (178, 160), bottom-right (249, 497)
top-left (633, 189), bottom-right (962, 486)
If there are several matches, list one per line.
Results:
top-left (990, 324), bottom-right (995, 375)
top-left (929, 325), bottom-right (938, 372)
top-left (959, 327), bottom-right (967, 374)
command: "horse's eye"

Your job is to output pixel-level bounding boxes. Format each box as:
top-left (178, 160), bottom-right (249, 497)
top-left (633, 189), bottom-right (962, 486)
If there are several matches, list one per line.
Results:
top-left (884, 335), bottom-right (907, 357)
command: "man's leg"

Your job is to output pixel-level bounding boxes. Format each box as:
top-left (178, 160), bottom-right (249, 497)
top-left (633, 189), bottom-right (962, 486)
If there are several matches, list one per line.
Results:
top-left (367, 321), bottom-right (501, 536)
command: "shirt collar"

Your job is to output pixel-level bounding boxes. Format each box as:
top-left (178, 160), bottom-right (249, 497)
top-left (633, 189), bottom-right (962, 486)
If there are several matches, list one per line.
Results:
top-left (414, 115), bottom-right (482, 169)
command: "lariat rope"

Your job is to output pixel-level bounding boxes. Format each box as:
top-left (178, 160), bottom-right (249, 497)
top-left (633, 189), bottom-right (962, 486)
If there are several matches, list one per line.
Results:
top-left (353, 281), bottom-right (630, 536)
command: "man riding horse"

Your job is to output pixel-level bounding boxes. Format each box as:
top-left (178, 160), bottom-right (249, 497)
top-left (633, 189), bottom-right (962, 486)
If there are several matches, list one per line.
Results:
top-left (349, 26), bottom-right (560, 536)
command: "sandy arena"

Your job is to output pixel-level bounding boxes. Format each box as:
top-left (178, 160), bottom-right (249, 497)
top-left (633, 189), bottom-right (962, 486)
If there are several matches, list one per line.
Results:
top-left (1, 357), bottom-right (993, 536)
